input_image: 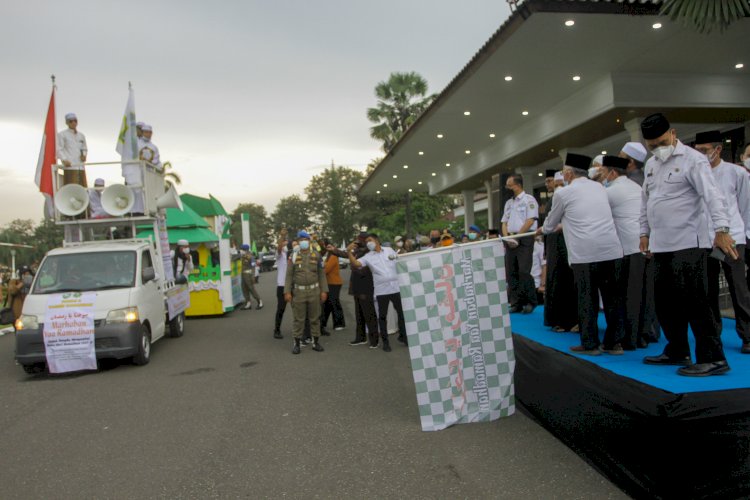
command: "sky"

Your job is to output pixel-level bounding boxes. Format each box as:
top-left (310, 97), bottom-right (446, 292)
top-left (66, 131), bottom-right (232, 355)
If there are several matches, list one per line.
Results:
top-left (0, 0), bottom-right (512, 226)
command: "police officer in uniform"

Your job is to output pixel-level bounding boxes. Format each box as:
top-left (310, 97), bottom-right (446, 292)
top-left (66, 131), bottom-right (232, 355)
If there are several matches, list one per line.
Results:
top-left (640, 114), bottom-right (734, 376)
top-left (285, 231), bottom-right (328, 354)
top-left (502, 174), bottom-right (539, 313)
top-left (240, 244), bottom-right (263, 310)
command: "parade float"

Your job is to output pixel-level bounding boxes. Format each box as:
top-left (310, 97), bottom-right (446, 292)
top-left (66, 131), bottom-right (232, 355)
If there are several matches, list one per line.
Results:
top-left (137, 194), bottom-right (242, 316)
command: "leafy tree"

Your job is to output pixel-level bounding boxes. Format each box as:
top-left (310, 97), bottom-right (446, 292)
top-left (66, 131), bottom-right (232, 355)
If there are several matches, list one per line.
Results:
top-left (660, 0), bottom-right (750, 33)
top-left (357, 192), bottom-right (456, 241)
top-left (230, 203), bottom-right (272, 251)
top-left (366, 72), bottom-right (436, 152)
top-left (162, 161), bottom-right (182, 189)
top-left (270, 195), bottom-right (312, 237)
top-left (0, 218), bottom-right (64, 271)
top-left (32, 218), bottom-right (64, 263)
top-left (304, 165), bottom-right (363, 245)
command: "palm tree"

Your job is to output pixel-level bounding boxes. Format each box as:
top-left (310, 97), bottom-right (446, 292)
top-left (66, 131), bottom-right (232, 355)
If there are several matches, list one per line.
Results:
top-left (162, 161), bottom-right (182, 189)
top-left (660, 0), bottom-right (750, 34)
top-left (367, 72), bottom-right (436, 152)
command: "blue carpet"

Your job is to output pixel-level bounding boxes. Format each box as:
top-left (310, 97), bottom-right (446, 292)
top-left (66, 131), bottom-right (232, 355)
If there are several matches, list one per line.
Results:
top-left (511, 306), bottom-right (750, 394)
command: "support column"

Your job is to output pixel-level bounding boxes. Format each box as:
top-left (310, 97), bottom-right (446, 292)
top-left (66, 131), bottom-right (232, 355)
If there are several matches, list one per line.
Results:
top-left (484, 179), bottom-right (496, 231)
top-left (515, 166), bottom-right (538, 197)
top-left (462, 189), bottom-right (475, 235)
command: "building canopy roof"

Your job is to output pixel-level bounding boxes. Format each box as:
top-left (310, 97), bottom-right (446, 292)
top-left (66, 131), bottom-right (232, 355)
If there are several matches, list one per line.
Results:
top-left (360, 0), bottom-right (750, 195)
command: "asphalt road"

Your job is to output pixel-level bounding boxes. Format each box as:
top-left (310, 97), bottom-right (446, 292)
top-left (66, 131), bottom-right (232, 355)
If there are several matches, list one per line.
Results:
top-left (0, 269), bottom-right (628, 499)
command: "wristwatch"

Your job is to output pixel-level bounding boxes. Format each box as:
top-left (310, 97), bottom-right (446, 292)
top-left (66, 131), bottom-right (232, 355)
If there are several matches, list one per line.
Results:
top-left (716, 227), bottom-right (730, 234)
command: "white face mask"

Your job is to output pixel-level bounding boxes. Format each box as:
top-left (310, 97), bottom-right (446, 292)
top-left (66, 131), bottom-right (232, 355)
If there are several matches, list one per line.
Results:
top-left (182, 247), bottom-right (191, 255)
top-left (743, 158), bottom-right (750, 169)
top-left (366, 241), bottom-right (377, 251)
top-left (652, 145), bottom-right (674, 162)
top-left (588, 167), bottom-right (600, 179)
top-left (396, 241), bottom-right (403, 248)
top-left (705, 149), bottom-right (718, 164)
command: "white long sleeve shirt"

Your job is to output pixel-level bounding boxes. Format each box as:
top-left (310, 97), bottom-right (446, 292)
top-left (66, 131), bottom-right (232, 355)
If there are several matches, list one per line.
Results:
top-left (640, 140), bottom-right (730, 253)
top-left (138, 138), bottom-right (162, 169)
top-left (357, 246), bottom-right (399, 296)
top-left (56, 128), bottom-right (87, 170)
top-left (710, 160), bottom-right (750, 242)
top-left (605, 176), bottom-right (642, 256)
top-left (542, 177), bottom-right (623, 265)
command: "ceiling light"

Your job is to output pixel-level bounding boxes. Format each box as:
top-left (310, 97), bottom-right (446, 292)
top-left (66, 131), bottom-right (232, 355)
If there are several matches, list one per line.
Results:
top-left (616, 118), bottom-right (621, 123)
top-left (392, 174), bottom-right (398, 179)
top-left (376, 190), bottom-right (380, 194)
top-left (445, 163), bottom-right (451, 167)
top-left (504, 76), bottom-right (512, 82)
top-left (725, 138), bottom-right (732, 143)
top-left (652, 22), bottom-right (662, 29)
top-left (736, 63), bottom-right (745, 69)
top-left (431, 172), bottom-right (437, 177)
top-left (537, 172), bottom-right (543, 177)
top-left (465, 150), bottom-right (471, 155)
top-left (550, 148), bottom-right (555, 152)
top-left (565, 20), bottom-right (575, 27)
top-left (418, 151), bottom-right (424, 155)
top-left (383, 183), bottom-right (388, 187)
top-left (522, 111), bottom-right (529, 116)
top-left (601, 150), bottom-right (607, 155)
top-left (464, 111), bottom-right (471, 116)
top-left (403, 164), bottom-right (408, 169)
top-left (489, 133), bottom-right (496, 138)
top-left (408, 188), bottom-right (413, 193)
top-left (418, 181), bottom-right (423, 185)
top-left (437, 134), bottom-right (444, 138)
top-left (572, 75), bottom-right (581, 81)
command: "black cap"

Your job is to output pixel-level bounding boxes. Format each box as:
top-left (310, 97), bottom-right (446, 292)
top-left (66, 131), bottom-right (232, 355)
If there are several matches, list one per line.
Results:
top-left (641, 113), bottom-right (671, 140)
top-left (545, 169), bottom-right (556, 178)
top-left (695, 130), bottom-right (722, 145)
top-left (564, 153), bottom-right (592, 170)
top-left (602, 155), bottom-right (630, 170)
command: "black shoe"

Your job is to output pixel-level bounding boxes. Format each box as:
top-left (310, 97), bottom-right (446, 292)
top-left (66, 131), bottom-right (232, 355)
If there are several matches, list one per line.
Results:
top-left (570, 345), bottom-right (601, 356)
top-left (742, 342), bottom-right (750, 354)
top-left (677, 360), bottom-right (730, 377)
top-left (292, 339), bottom-right (301, 355)
top-left (509, 305), bottom-right (522, 314)
top-left (312, 339), bottom-right (324, 352)
top-left (382, 341), bottom-right (392, 352)
top-left (643, 353), bottom-right (690, 366)
top-left (349, 338), bottom-right (367, 346)
top-left (522, 304), bottom-right (535, 314)
top-left (273, 330), bottom-right (283, 339)
top-left (397, 335), bottom-right (407, 345)
top-left (320, 328), bottom-right (331, 336)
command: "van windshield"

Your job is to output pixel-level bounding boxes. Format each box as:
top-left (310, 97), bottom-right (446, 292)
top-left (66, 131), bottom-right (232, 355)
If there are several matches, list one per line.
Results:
top-left (32, 251), bottom-right (137, 294)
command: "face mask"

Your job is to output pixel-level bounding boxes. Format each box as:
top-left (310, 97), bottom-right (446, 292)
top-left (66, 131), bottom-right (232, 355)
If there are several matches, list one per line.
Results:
top-left (299, 240), bottom-right (310, 250)
top-left (23, 275), bottom-right (32, 285)
top-left (744, 159), bottom-right (750, 169)
top-left (652, 145), bottom-right (674, 162)
top-left (366, 241), bottom-right (376, 251)
top-left (588, 167), bottom-right (600, 179)
top-left (705, 149), bottom-right (718, 164)
top-left (468, 232), bottom-right (477, 241)
top-left (182, 247), bottom-right (191, 255)
top-left (396, 241), bottom-right (403, 248)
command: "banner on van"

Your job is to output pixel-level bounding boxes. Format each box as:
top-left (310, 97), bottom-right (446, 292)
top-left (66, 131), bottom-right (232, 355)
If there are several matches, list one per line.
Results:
top-left (43, 292), bottom-right (97, 373)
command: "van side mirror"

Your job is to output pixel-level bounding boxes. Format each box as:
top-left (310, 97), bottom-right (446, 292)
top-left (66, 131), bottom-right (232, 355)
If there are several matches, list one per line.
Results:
top-left (142, 267), bottom-right (156, 283)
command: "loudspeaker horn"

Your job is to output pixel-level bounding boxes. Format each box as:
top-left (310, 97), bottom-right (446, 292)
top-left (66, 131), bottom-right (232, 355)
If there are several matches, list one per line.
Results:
top-left (156, 185), bottom-right (183, 211)
top-left (101, 184), bottom-right (135, 216)
top-left (54, 184), bottom-right (90, 216)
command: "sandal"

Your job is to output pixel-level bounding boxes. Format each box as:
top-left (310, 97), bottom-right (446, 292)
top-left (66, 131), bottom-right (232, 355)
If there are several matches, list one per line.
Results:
top-left (552, 326), bottom-right (567, 333)
top-left (571, 324), bottom-right (580, 333)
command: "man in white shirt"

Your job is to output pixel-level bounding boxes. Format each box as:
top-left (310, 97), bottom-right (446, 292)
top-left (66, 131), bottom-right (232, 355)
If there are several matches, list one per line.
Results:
top-left (695, 130), bottom-right (750, 355)
top-left (501, 174), bottom-right (539, 314)
top-left (639, 114), bottom-right (735, 376)
top-left (348, 233), bottom-right (405, 352)
top-left (273, 234), bottom-right (289, 339)
top-left (56, 112), bottom-right (88, 186)
top-left (87, 178), bottom-right (108, 219)
top-left (539, 153), bottom-right (624, 355)
top-left (619, 142), bottom-right (648, 186)
top-left (600, 155), bottom-right (652, 350)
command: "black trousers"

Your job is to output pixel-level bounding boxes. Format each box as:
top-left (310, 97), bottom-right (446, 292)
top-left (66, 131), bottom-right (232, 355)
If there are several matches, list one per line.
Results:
top-left (505, 237), bottom-right (537, 308)
top-left (654, 248), bottom-right (725, 363)
top-left (376, 292), bottom-right (407, 339)
top-left (274, 286), bottom-right (287, 333)
top-left (708, 244), bottom-right (750, 343)
top-left (618, 253), bottom-right (659, 348)
top-left (322, 284), bottom-right (345, 329)
top-left (353, 294), bottom-right (378, 341)
top-left (571, 259), bottom-right (622, 350)
top-left (544, 232), bottom-right (578, 329)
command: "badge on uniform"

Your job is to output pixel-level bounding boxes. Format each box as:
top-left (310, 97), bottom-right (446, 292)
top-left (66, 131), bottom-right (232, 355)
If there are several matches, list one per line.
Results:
top-left (529, 203), bottom-right (536, 209)
top-left (674, 168), bottom-right (680, 172)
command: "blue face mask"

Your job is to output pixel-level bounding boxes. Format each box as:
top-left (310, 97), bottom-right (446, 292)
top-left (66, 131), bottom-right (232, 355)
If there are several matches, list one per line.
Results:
top-left (468, 232), bottom-right (477, 240)
top-left (299, 240), bottom-right (310, 250)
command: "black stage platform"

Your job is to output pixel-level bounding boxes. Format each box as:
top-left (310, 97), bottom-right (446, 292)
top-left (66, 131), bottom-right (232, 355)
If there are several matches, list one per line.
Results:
top-left (512, 309), bottom-right (750, 500)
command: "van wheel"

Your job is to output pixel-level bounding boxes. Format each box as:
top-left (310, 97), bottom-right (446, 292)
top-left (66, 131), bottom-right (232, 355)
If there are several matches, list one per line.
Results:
top-left (168, 312), bottom-right (185, 338)
top-left (133, 325), bottom-right (151, 366)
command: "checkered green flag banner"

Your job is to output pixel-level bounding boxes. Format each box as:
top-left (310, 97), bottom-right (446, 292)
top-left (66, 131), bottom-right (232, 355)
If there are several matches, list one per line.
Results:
top-left (397, 240), bottom-right (514, 431)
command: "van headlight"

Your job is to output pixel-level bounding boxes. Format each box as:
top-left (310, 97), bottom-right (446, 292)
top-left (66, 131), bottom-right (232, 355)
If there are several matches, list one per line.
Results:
top-left (106, 307), bottom-right (139, 324)
top-left (15, 315), bottom-right (39, 331)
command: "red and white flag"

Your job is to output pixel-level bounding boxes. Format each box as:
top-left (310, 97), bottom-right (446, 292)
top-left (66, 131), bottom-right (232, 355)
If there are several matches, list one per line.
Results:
top-left (35, 88), bottom-right (57, 218)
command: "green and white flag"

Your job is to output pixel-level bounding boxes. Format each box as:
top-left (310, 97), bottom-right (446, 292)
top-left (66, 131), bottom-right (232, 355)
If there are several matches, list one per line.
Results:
top-left (397, 240), bottom-right (515, 431)
top-left (116, 86), bottom-right (138, 160)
